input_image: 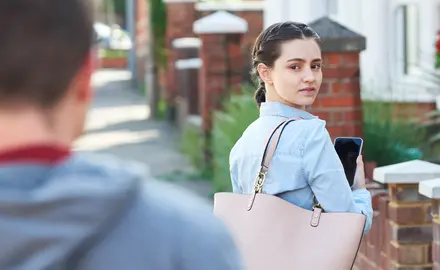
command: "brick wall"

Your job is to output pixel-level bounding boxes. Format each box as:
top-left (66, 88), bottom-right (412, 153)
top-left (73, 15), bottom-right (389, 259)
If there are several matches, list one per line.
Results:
top-left (310, 52), bottom-right (363, 140)
top-left (166, 2), bottom-right (197, 47)
top-left (164, 0), bottom-right (197, 111)
top-left (388, 184), bottom-right (433, 268)
top-left (198, 10), bottom-right (263, 48)
top-left (389, 101), bottom-right (436, 120)
top-left (135, 0), bottom-right (149, 85)
top-left (100, 57), bottom-right (127, 69)
top-left (433, 199), bottom-right (440, 270)
top-left (356, 194), bottom-right (388, 270)
top-left (196, 7), bottom-right (263, 85)
top-left (355, 161), bottom-right (440, 270)
top-left (198, 32), bottom-right (244, 132)
top-left (356, 185), bottom-right (435, 270)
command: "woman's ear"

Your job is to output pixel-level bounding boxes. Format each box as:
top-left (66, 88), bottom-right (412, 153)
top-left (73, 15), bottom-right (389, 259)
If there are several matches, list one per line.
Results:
top-left (257, 63), bottom-right (273, 85)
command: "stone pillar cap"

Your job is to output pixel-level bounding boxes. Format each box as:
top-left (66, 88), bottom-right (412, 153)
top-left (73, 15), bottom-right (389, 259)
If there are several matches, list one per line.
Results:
top-left (308, 16), bottom-right (366, 52)
top-left (419, 178), bottom-right (440, 199)
top-left (193, 11), bottom-right (248, 34)
top-left (172, 37), bottom-right (201, 49)
top-left (175, 58), bottom-right (202, 69)
top-left (163, 0), bottom-right (196, 3)
top-left (373, 160), bottom-right (440, 184)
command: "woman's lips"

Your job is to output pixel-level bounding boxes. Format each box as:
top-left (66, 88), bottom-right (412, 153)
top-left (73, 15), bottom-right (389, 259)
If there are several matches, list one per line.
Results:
top-left (299, 87), bottom-right (316, 96)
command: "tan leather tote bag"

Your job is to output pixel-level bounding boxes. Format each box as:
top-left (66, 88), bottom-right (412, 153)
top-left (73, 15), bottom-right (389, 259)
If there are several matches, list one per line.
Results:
top-left (213, 118), bottom-right (366, 270)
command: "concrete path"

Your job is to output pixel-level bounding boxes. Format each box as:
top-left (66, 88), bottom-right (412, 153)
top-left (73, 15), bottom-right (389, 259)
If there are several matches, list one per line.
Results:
top-left (74, 69), bottom-right (213, 200)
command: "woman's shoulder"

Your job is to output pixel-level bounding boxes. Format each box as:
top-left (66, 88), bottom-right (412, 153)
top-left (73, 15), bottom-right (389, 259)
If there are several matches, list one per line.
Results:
top-left (230, 116), bottom-right (329, 156)
top-left (283, 116), bottom-right (328, 138)
top-left (273, 117), bottom-right (327, 150)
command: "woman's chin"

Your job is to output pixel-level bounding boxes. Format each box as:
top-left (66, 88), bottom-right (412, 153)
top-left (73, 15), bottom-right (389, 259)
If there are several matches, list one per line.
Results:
top-left (295, 96), bottom-right (316, 107)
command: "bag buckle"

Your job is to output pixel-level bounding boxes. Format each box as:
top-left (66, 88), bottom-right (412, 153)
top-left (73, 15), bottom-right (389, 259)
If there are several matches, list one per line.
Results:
top-left (254, 171), bottom-right (267, 193)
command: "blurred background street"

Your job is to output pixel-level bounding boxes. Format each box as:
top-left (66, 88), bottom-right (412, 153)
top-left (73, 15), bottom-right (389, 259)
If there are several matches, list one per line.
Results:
top-left (83, 0), bottom-right (440, 268)
top-left (74, 69), bottom-right (213, 200)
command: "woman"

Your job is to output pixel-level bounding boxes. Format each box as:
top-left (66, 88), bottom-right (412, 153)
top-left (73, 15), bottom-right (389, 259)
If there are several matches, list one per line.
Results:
top-left (229, 22), bottom-right (372, 235)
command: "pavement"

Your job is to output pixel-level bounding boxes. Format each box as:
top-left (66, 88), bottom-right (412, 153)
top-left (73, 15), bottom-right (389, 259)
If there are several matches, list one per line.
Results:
top-left (74, 69), bottom-right (213, 200)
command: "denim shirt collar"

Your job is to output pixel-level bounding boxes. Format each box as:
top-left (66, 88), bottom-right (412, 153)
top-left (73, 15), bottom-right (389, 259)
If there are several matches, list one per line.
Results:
top-left (259, 102), bottom-right (317, 120)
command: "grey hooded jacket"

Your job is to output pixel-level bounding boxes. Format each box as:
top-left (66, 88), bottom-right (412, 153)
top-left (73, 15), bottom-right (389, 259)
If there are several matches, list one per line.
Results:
top-left (0, 152), bottom-right (242, 270)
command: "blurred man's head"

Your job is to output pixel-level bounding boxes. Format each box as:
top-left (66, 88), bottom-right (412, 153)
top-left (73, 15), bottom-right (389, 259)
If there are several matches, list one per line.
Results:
top-left (0, 0), bottom-right (96, 147)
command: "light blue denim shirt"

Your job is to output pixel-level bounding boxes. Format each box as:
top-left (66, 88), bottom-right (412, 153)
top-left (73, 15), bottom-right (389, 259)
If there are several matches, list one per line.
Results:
top-left (229, 101), bottom-right (373, 235)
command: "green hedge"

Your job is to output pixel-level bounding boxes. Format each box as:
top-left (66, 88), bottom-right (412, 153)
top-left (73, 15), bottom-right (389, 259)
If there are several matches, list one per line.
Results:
top-left (362, 101), bottom-right (425, 166)
top-left (211, 85), bottom-right (259, 192)
top-left (180, 85), bottom-right (432, 192)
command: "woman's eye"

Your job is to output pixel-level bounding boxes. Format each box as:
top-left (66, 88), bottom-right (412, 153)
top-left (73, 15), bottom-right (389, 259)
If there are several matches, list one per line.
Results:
top-left (312, 64), bottom-right (322, 70)
top-left (290, 65), bottom-right (300, 70)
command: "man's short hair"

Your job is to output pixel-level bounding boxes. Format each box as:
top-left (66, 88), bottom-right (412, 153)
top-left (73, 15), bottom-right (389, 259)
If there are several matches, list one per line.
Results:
top-left (0, 0), bottom-right (94, 108)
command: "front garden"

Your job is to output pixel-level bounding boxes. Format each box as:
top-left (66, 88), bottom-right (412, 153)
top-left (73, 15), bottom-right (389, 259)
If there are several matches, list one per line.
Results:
top-left (180, 84), bottom-right (440, 192)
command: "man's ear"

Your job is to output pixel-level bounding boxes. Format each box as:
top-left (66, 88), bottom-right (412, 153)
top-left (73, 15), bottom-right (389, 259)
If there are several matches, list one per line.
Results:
top-left (257, 63), bottom-right (273, 85)
top-left (75, 50), bottom-right (96, 102)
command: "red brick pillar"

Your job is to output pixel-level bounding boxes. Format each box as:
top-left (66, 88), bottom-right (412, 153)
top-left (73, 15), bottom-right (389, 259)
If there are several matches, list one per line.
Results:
top-left (308, 17), bottom-right (365, 140)
top-left (135, 0), bottom-right (149, 86)
top-left (419, 179), bottom-right (440, 270)
top-left (374, 160), bottom-right (440, 270)
top-left (193, 11), bottom-right (247, 133)
top-left (163, 0), bottom-right (197, 119)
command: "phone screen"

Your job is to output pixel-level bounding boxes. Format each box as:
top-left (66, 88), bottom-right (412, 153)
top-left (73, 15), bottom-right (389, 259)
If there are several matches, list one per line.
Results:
top-left (334, 137), bottom-right (363, 187)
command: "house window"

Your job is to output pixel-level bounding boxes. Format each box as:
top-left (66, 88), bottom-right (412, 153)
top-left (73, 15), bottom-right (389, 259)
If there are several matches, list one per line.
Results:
top-left (395, 4), bottom-right (420, 75)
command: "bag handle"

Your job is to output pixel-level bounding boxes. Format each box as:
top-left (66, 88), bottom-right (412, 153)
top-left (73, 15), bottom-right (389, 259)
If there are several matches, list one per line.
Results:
top-left (253, 118), bottom-right (300, 193)
top-left (252, 117), bottom-right (321, 209)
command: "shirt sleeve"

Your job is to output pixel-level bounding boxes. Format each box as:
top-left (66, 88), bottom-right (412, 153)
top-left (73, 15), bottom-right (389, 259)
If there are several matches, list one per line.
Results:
top-left (231, 174), bottom-right (241, 193)
top-left (229, 145), bottom-right (242, 193)
top-left (301, 120), bottom-right (373, 235)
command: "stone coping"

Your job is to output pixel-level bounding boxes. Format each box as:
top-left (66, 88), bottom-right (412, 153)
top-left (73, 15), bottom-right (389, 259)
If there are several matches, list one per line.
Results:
top-left (175, 58), bottom-right (202, 70)
top-left (419, 178), bottom-right (440, 199)
top-left (196, 1), bottom-right (264, 12)
top-left (193, 11), bottom-right (248, 34)
top-left (172, 37), bottom-right (201, 49)
top-left (373, 160), bottom-right (440, 184)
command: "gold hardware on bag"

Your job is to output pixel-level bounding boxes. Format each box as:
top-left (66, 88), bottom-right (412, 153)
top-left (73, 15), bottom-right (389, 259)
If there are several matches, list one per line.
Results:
top-left (312, 195), bottom-right (322, 210)
top-left (254, 171), bottom-right (267, 193)
top-left (312, 203), bottom-right (322, 209)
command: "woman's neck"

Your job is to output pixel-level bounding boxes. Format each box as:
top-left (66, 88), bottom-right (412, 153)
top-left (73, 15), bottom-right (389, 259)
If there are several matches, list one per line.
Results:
top-left (264, 86), bottom-right (305, 110)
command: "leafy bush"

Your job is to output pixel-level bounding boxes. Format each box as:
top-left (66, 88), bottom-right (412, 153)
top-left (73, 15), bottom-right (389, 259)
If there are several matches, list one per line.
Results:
top-left (211, 84), bottom-right (259, 192)
top-left (419, 110), bottom-right (440, 143)
top-left (180, 123), bottom-right (206, 172)
top-left (362, 101), bottom-right (425, 166)
top-left (417, 109), bottom-right (440, 161)
top-left (150, 0), bottom-right (167, 68)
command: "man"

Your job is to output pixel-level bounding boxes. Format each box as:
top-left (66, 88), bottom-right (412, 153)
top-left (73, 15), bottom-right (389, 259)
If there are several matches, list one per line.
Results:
top-left (0, 1), bottom-right (242, 269)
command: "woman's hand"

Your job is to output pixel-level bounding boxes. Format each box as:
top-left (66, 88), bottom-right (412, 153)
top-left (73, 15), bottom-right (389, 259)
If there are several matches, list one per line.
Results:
top-left (352, 155), bottom-right (366, 190)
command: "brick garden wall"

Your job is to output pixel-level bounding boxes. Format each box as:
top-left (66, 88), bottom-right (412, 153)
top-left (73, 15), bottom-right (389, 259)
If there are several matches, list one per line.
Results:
top-left (389, 102), bottom-right (437, 120)
top-left (197, 10), bottom-right (263, 48)
top-left (164, 1), bottom-right (198, 110)
top-left (135, 0), bottom-right (149, 85)
top-left (434, 201), bottom-right (440, 269)
top-left (309, 52), bottom-right (363, 140)
top-left (356, 184), bottom-right (440, 270)
top-left (163, 1), bottom-right (264, 103)
top-left (197, 8), bottom-right (263, 84)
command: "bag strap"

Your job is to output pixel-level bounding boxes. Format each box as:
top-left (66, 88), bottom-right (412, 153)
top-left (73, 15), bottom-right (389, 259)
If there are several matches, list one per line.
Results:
top-left (253, 118), bottom-right (299, 193)
top-left (252, 117), bottom-right (321, 209)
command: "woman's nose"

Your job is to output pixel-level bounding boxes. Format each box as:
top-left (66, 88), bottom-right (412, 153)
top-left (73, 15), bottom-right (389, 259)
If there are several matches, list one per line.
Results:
top-left (302, 68), bottom-right (316, 83)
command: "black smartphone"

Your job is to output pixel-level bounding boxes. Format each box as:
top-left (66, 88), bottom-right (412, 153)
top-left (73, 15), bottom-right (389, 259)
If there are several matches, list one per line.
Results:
top-left (334, 137), bottom-right (363, 187)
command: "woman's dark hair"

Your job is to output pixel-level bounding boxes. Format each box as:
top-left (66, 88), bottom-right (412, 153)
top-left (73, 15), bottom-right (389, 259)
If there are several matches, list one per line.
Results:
top-left (251, 22), bottom-right (321, 107)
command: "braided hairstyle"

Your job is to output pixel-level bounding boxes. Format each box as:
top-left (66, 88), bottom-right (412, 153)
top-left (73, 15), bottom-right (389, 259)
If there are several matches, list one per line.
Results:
top-left (250, 22), bottom-right (321, 107)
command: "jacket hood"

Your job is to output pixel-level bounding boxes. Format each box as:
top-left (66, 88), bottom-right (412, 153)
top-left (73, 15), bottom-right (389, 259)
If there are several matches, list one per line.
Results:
top-left (0, 153), bottom-right (143, 269)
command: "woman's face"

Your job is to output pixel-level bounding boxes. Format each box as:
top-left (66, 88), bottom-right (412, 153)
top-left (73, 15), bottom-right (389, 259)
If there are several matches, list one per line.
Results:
top-left (262, 38), bottom-right (323, 107)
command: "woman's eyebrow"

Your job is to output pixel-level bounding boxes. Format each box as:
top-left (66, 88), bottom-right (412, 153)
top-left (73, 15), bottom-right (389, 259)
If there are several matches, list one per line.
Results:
top-left (286, 58), bottom-right (323, 63)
